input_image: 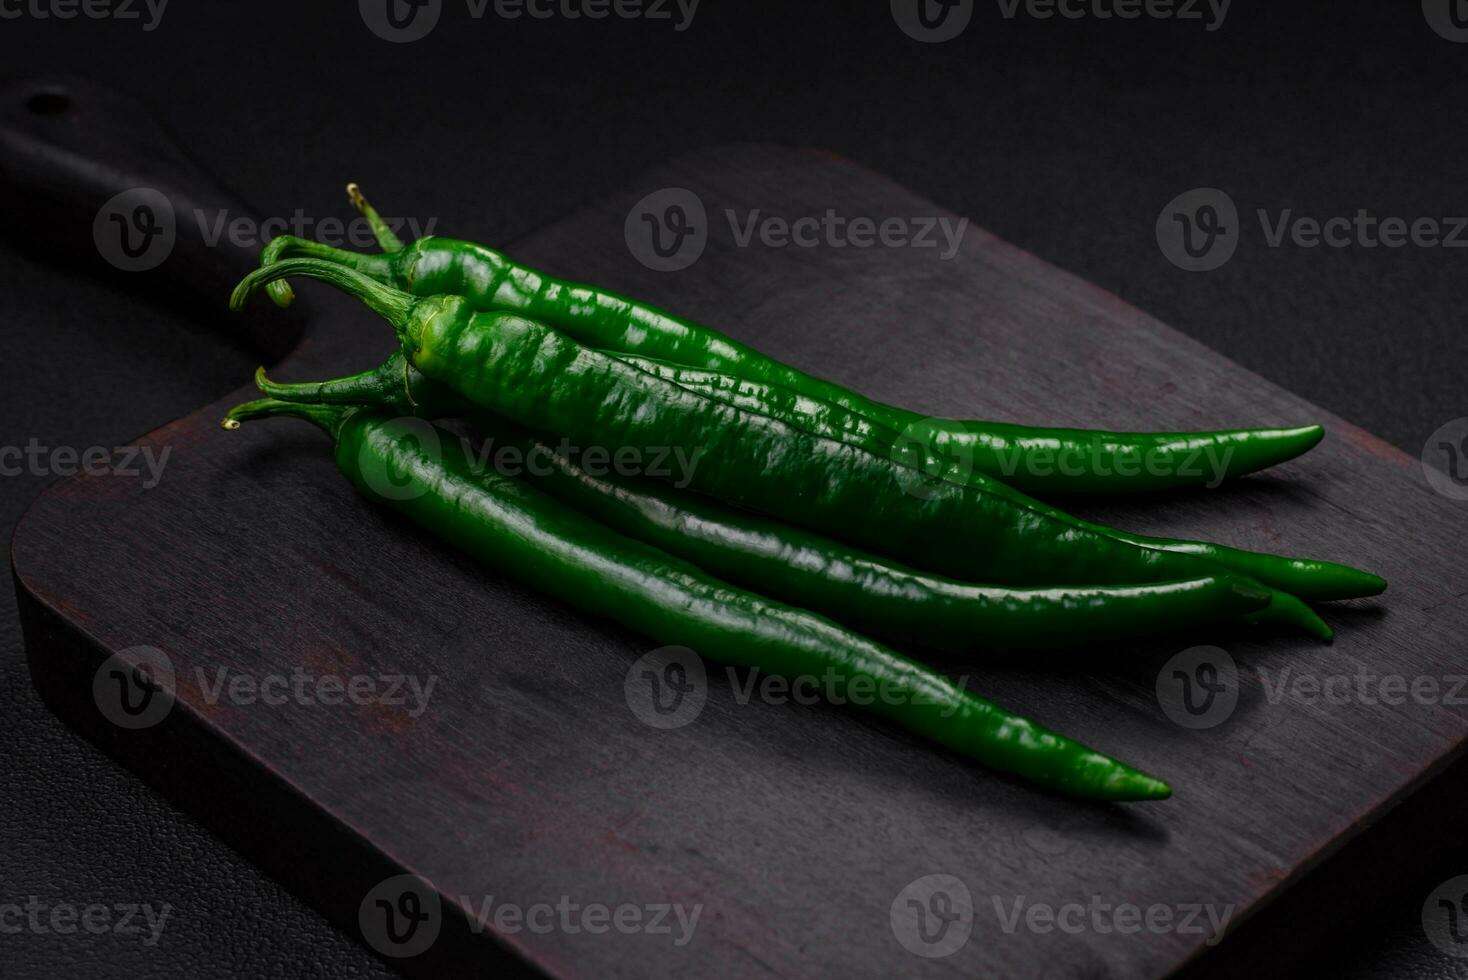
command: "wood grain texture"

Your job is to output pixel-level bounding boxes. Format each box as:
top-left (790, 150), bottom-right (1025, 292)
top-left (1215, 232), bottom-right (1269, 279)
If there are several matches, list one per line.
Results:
top-left (13, 143), bottom-right (1466, 979)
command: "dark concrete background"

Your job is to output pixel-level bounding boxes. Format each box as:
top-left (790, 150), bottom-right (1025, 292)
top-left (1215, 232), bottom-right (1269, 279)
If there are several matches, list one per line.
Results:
top-left (1, 1), bottom-right (1466, 976)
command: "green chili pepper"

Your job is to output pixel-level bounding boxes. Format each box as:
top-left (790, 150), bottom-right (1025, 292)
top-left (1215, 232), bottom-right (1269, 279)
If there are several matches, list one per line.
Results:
top-left (253, 222), bottom-right (1372, 605)
top-left (241, 337), bottom-right (1370, 641)
top-left (482, 418), bottom-right (1277, 648)
top-left (250, 357), bottom-right (1324, 639)
top-left (221, 399), bottom-right (1173, 802)
top-left (596, 353), bottom-right (1384, 605)
top-left (228, 260), bottom-right (1356, 620)
top-left (255, 189), bottom-right (1324, 494)
top-left (242, 362), bottom-right (1274, 647)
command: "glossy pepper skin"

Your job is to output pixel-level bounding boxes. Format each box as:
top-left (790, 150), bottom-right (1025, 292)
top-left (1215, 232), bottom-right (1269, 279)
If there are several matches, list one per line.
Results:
top-left (465, 417), bottom-right (1276, 648)
top-left (221, 400), bottom-right (1173, 802)
top-left (231, 261), bottom-right (1308, 592)
top-left (252, 357), bottom-right (1332, 636)
top-left (257, 215), bottom-right (1324, 495)
top-left (255, 356), bottom-right (1344, 639)
top-left (249, 350), bottom-right (1332, 636)
top-left (605, 354), bottom-right (1385, 605)
top-left (244, 364), bottom-right (1273, 649)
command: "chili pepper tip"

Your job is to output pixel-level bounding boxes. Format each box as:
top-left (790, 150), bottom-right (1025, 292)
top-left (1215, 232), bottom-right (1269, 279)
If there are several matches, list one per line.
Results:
top-left (1287, 562), bottom-right (1386, 602)
top-left (1104, 770), bottom-right (1172, 802)
top-left (1302, 611), bottom-right (1334, 643)
top-left (1343, 570), bottom-right (1388, 598)
top-left (1130, 775), bottom-right (1173, 801)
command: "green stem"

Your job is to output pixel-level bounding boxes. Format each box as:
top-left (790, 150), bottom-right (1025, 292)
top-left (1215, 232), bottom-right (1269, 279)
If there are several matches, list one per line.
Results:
top-left (257, 235), bottom-right (395, 308)
top-left (254, 363), bottom-right (401, 407)
top-left (221, 398), bottom-right (351, 436)
top-left (346, 182), bottom-right (405, 252)
top-left (232, 258), bottom-right (414, 331)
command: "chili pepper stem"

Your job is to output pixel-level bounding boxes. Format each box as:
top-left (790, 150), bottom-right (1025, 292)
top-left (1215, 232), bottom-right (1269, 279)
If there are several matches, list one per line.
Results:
top-left (345, 182), bottom-right (405, 253)
top-left (232, 258), bottom-right (415, 329)
top-left (257, 236), bottom-right (395, 308)
top-left (253, 363), bottom-right (401, 407)
top-left (221, 397), bottom-right (351, 436)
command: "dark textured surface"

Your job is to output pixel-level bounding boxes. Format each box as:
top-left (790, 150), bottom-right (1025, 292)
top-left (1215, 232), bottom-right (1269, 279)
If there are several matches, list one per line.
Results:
top-left (12, 140), bottom-right (1468, 977)
top-left (2, 2), bottom-right (1468, 978)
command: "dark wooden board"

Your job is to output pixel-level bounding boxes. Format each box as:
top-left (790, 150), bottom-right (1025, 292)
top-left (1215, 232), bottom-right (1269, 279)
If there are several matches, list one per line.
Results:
top-left (9, 78), bottom-right (1466, 979)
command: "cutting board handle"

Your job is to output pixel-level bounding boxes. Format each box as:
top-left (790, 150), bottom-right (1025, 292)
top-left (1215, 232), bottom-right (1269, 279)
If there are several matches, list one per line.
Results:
top-left (0, 74), bottom-right (301, 359)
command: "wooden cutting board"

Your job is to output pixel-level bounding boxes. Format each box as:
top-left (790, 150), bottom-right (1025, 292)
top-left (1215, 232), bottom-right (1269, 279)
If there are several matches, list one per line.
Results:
top-left (8, 77), bottom-right (1464, 979)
